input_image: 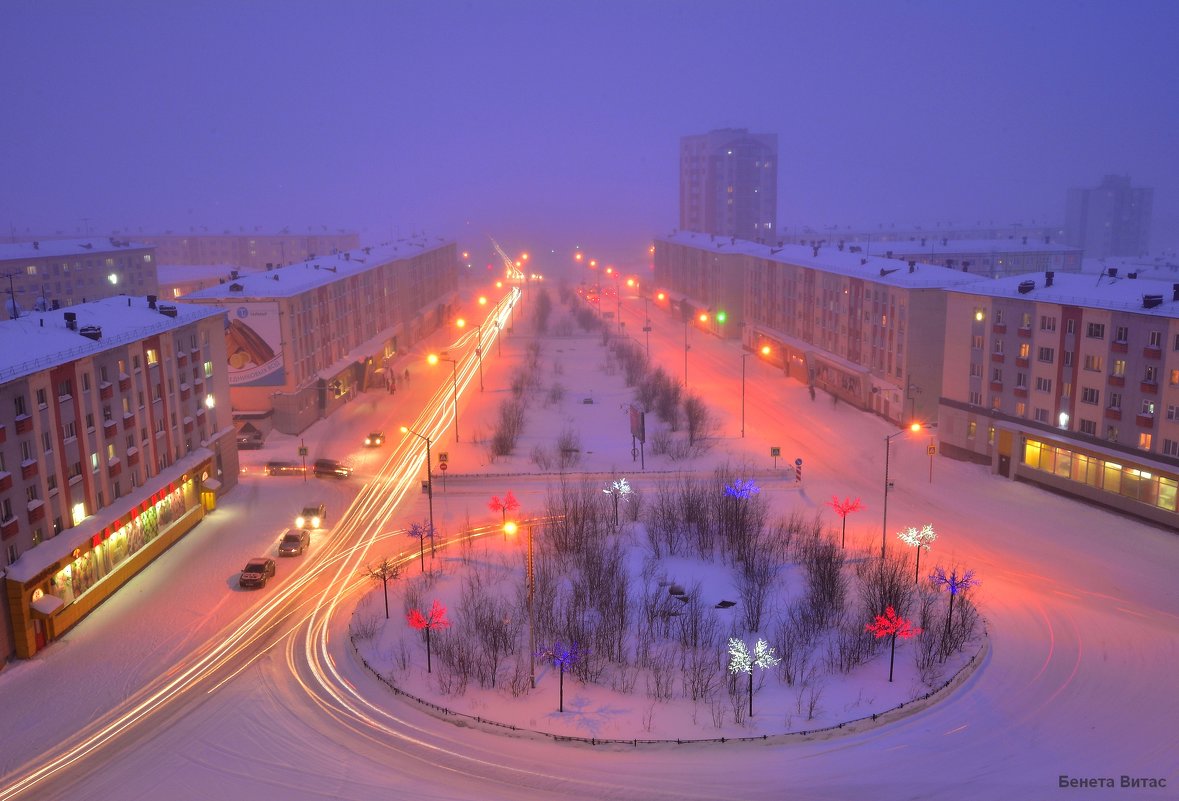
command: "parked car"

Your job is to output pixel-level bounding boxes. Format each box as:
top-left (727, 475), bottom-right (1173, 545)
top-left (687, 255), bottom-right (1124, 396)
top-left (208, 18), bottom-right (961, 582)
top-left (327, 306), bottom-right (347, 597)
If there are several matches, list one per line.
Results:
top-left (364, 432), bottom-right (384, 447)
top-left (295, 502), bottom-right (326, 529)
top-left (239, 557), bottom-right (276, 588)
top-left (266, 461), bottom-right (303, 476)
top-left (277, 529), bottom-right (310, 557)
top-left (313, 458), bottom-right (351, 478)
top-left (236, 433), bottom-right (263, 450)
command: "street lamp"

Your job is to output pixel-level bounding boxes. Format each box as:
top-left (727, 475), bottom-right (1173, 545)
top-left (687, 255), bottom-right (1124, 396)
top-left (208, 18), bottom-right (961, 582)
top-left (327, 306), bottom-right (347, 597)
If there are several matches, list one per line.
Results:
top-left (458, 318), bottom-right (484, 392)
top-left (503, 520), bottom-right (535, 689)
top-left (428, 353), bottom-right (459, 441)
top-left (401, 425), bottom-right (435, 557)
top-left (741, 352), bottom-right (751, 438)
top-left (683, 317), bottom-right (690, 388)
top-left (881, 423), bottom-right (922, 558)
top-left (493, 320), bottom-right (502, 357)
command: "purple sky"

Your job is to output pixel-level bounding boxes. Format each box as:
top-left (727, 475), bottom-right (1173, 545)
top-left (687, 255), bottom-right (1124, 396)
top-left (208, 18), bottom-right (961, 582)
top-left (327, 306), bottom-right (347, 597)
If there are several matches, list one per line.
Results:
top-left (3, 0), bottom-right (1177, 268)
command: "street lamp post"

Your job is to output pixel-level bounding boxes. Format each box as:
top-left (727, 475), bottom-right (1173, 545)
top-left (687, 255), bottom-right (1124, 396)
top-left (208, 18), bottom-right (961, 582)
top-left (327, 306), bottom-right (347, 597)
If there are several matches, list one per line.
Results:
top-left (475, 322), bottom-right (484, 392)
top-left (504, 520), bottom-right (535, 689)
top-left (881, 423), bottom-right (922, 558)
top-left (401, 425), bottom-right (435, 556)
top-left (642, 296), bottom-right (651, 358)
top-left (494, 321), bottom-right (502, 357)
top-left (429, 354), bottom-right (459, 441)
top-left (683, 318), bottom-right (690, 388)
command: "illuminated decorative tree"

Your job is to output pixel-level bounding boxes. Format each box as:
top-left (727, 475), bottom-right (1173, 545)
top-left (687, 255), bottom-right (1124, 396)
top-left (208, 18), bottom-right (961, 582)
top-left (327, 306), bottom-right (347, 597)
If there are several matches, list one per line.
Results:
top-left (538, 641), bottom-right (583, 712)
top-left (929, 566), bottom-right (979, 644)
top-left (407, 600), bottom-right (450, 674)
top-left (728, 637), bottom-right (780, 717)
top-left (361, 557), bottom-right (402, 619)
top-left (826, 496), bottom-right (864, 549)
top-left (724, 478), bottom-right (760, 500)
top-left (897, 523), bottom-right (936, 582)
top-left (489, 491), bottom-right (521, 538)
top-left (407, 521), bottom-right (433, 573)
top-left (865, 606), bottom-right (922, 682)
top-left (603, 477), bottom-right (633, 527)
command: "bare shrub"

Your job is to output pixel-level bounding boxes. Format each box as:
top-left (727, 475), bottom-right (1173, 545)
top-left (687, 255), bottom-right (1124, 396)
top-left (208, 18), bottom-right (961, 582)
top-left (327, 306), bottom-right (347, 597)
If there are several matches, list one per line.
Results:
top-left (530, 444), bottom-right (554, 470)
top-left (855, 550), bottom-right (915, 622)
top-left (645, 646), bottom-right (676, 701)
top-left (351, 613), bottom-right (380, 641)
top-left (649, 428), bottom-right (673, 456)
top-left (491, 398), bottom-right (527, 456)
top-left (683, 394), bottom-right (712, 446)
top-left (547, 382), bottom-right (566, 405)
top-left (556, 428), bottom-right (582, 469)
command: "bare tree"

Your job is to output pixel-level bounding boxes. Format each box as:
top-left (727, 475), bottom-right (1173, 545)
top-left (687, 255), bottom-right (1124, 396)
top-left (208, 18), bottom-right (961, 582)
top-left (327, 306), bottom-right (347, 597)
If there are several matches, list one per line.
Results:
top-left (361, 557), bottom-right (402, 619)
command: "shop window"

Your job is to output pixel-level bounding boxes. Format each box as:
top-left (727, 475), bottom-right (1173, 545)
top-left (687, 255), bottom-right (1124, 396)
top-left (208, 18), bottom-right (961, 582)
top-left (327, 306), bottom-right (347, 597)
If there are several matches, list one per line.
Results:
top-left (967, 421), bottom-right (976, 439)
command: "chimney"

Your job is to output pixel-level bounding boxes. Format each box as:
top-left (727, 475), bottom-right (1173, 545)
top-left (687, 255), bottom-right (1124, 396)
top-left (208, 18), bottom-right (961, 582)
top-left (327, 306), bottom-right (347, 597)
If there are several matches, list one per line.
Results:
top-left (230, 269), bottom-right (239, 279)
top-left (1045, 271), bottom-right (1055, 287)
top-left (147, 294), bottom-right (157, 309)
top-left (1143, 294), bottom-right (1164, 309)
top-left (64, 311), bottom-right (77, 330)
top-left (1128, 272), bottom-right (1138, 279)
top-left (1107, 267), bottom-right (1118, 278)
top-left (861, 258), bottom-right (868, 266)
top-left (32, 241), bottom-right (39, 250)
top-left (886, 250), bottom-right (893, 259)
top-left (79, 325), bottom-right (102, 340)
top-left (812, 245), bottom-right (820, 258)
top-left (1022, 236), bottom-right (1028, 245)
top-left (908, 260), bottom-right (916, 273)
top-left (1018, 280), bottom-right (1036, 294)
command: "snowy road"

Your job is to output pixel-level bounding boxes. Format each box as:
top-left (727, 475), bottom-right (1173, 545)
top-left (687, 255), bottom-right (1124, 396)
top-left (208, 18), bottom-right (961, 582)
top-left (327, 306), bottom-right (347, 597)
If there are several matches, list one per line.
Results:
top-left (1, 285), bottom-right (1176, 799)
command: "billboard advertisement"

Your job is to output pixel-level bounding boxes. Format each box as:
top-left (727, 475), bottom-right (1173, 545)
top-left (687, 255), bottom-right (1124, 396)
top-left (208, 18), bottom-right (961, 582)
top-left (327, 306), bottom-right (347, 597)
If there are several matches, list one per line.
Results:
top-left (223, 303), bottom-right (285, 386)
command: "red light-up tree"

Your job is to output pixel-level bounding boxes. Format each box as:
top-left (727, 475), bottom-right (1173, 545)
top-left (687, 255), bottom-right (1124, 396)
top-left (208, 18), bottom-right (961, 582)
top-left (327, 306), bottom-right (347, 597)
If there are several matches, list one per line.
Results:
top-left (826, 496), bottom-right (864, 549)
top-left (489, 491), bottom-right (520, 537)
top-left (407, 600), bottom-right (450, 674)
top-left (865, 606), bottom-right (922, 682)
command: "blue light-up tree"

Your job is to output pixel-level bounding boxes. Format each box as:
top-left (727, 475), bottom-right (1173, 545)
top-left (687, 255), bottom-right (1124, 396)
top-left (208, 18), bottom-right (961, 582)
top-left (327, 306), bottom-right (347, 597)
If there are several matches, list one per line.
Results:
top-left (603, 478), bottom-right (633, 527)
top-left (929, 566), bottom-right (979, 647)
top-left (537, 641), bottom-right (583, 712)
top-left (897, 524), bottom-right (936, 583)
top-left (728, 637), bottom-right (780, 717)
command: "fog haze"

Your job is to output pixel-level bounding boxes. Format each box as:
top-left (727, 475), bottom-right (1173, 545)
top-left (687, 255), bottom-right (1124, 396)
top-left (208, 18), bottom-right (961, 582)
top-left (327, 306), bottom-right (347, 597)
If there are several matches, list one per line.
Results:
top-left (4, 0), bottom-right (1177, 264)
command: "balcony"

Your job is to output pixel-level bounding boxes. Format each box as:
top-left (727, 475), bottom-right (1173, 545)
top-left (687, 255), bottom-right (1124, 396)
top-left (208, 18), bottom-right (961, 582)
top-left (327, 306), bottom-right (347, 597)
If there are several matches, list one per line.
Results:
top-left (1141, 381), bottom-right (1159, 395)
top-left (0, 471), bottom-right (11, 492)
top-left (21, 460), bottom-right (38, 480)
top-left (177, 352), bottom-right (188, 366)
top-left (27, 501), bottom-right (45, 524)
top-left (1144, 346), bottom-right (1162, 359)
top-left (126, 447), bottom-right (139, 467)
top-left (990, 381), bottom-right (1003, 392)
top-left (1, 517), bottom-right (18, 541)
top-left (103, 419), bottom-right (117, 437)
top-left (122, 412), bottom-right (136, 431)
top-left (1107, 374), bottom-right (1125, 387)
top-left (1105, 407), bottom-right (1122, 421)
top-left (1136, 414), bottom-right (1155, 429)
top-left (992, 323), bottom-right (1007, 334)
top-left (100, 382), bottom-right (113, 400)
top-left (0, 423), bottom-right (5, 444)
top-left (107, 458), bottom-right (122, 477)
top-left (1017, 326), bottom-right (1032, 338)
top-left (1112, 341), bottom-right (1128, 354)
top-left (118, 374), bottom-right (131, 392)
top-left (1013, 387), bottom-right (1028, 398)
top-left (991, 353), bottom-right (1005, 363)
top-left (15, 415), bottom-right (32, 434)
top-left (1015, 357), bottom-right (1029, 368)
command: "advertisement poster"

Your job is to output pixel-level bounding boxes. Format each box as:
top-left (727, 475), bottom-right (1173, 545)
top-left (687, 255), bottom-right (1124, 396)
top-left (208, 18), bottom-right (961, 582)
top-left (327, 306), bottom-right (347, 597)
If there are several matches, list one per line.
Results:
top-left (224, 303), bottom-right (285, 386)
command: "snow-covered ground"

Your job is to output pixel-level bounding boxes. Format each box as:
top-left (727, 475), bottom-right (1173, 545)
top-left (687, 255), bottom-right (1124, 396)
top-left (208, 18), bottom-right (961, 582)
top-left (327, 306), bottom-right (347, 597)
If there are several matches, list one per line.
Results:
top-left (1, 282), bottom-right (1177, 800)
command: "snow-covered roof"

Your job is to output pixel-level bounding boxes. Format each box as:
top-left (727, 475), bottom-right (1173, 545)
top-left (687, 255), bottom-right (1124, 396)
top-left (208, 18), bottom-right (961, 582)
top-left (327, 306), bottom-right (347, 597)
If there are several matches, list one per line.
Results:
top-left (182, 237), bottom-right (454, 300)
top-left (659, 231), bottom-right (981, 290)
top-left (156, 264), bottom-right (263, 285)
top-left (845, 238), bottom-right (1082, 256)
top-left (0, 296), bottom-right (225, 383)
top-left (0, 238), bottom-right (152, 262)
top-left (947, 270), bottom-right (1179, 318)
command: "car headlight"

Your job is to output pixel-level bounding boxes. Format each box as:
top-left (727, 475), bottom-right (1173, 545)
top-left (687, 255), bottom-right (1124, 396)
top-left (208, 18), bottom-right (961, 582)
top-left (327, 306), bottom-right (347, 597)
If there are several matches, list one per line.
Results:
top-left (311, 516), bottom-right (320, 528)
top-left (295, 516), bottom-right (305, 528)
top-left (365, 437), bottom-right (371, 445)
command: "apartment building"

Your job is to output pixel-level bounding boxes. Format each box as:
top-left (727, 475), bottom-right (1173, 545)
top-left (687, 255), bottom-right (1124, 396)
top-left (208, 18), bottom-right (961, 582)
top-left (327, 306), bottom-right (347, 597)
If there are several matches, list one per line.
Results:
top-left (0, 239), bottom-right (158, 321)
top-left (1065, 174), bottom-right (1153, 258)
top-left (182, 238), bottom-right (459, 435)
top-left (939, 269), bottom-right (1179, 527)
top-left (654, 232), bottom-right (979, 424)
top-left (0, 296), bottom-right (235, 660)
top-left (844, 238), bottom-right (1084, 278)
top-left (679, 128), bottom-right (777, 242)
top-left (134, 231), bottom-right (360, 269)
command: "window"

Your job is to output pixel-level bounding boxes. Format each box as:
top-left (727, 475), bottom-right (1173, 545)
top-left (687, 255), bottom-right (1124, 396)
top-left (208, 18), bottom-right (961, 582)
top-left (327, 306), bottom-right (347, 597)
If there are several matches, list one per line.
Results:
top-left (971, 335), bottom-right (983, 350)
top-left (1112, 359), bottom-right (1126, 377)
top-left (1171, 369), bottom-right (1179, 386)
top-left (1018, 343), bottom-right (1030, 359)
top-left (1106, 426), bottom-right (1118, 441)
top-left (1020, 312), bottom-right (1032, 328)
top-left (1168, 405), bottom-right (1179, 421)
top-left (1037, 347), bottom-right (1055, 363)
top-left (1040, 315), bottom-right (1057, 332)
top-left (1086, 322), bottom-right (1105, 339)
top-left (968, 391), bottom-right (982, 405)
top-left (82, 373), bottom-right (90, 392)
top-left (1063, 351), bottom-right (1074, 367)
top-left (106, 443), bottom-right (116, 460)
top-left (1016, 372), bottom-right (1028, 388)
top-left (1142, 400), bottom-right (1156, 416)
top-left (63, 421), bottom-right (76, 439)
top-left (1149, 331), bottom-right (1162, 348)
top-left (1164, 439), bottom-right (1179, 457)
top-left (1108, 392), bottom-right (1122, 410)
top-left (152, 383), bottom-right (162, 402)
top-left (25, 485), bottom-right (38, 503)
top-left (1036, 376), bottom-right (1053, 393)
top-left (1067, 320), bottom-right (1076, 334)
top-left (991, 367), bottom-right (1003, 382)
top-left (14, 395), bottom-right (27, 416)
top-left (987, 425), bottom-right (995, 445)
top-left (137, 391), bottom-right (145, 409)
top-left (36, 388), bottom-right (47, 406)
top-left (993, 339), bottom-right (1004, 354)
top-left (41, 431), bottom-right (52, 452)
top-left (57, 379), bottom-right (72, 397)
top-left (204, 360), bottom-right (214, 378)
top-left (992, 397), bottom-right (1002, 411)
top-left (90, 452), bottom-right (99, 471)
top-left (1081, 387), bottom-right (1100, 405)
top-left (1083, 355), bottom-right (1104, 372)
top-left (5, 544), bottom-right (16, 566)
top-left (1145, 365), bottom-right (1158, 384)
top-left (1114, 325), bottom-right (1128, 343)
top-left (1061, 382), bottom-right (1072, 398)
top-left (1080, 419), bottom-right (1097, 436)
top-left (1034, 407), bottom-right (1049, 423)
top-left (103, 405), bottom-right (112, 421)
top-left (970, 362), bottom-right (983, 378)
top-left (133, 354), bottom-right (141, 371)
top-left (995, 309), bottom-right (1005, 325)
top-left (146, 348), bottom-right (158, 366)
top-left (100, 365), bottom-right (108, 382)
top-left (967, 421), bottom-right (977, 438)
top-left (1, 499), bottom-right (11, 521)
top-left (1139, 433), bottom-right (1152, 450)
top-left (1014, 401), bottom-right (1025, 416)
top-left (85, 412), bottom-right (94, 430)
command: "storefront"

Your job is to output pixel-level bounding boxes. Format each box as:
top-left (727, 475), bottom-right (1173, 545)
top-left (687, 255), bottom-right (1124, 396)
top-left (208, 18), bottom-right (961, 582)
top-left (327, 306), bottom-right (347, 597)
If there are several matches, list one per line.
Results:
top-left (4, 451), bottom-right (212, 658)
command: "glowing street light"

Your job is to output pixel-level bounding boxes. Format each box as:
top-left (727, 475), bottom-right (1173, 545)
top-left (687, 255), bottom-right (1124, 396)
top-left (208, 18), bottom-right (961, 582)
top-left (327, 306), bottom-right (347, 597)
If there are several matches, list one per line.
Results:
top-left (400, 425), bottom-right (435, 559)
top-left (428, 353), bottom-right (459, 441)
top-left (504, 519), bottom-right (535, 688)
top-left (882, 423), bottom-right (923, 558)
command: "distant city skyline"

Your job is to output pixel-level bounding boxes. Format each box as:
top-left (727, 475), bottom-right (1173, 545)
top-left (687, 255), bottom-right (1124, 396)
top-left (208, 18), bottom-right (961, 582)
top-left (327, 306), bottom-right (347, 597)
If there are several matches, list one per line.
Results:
top-left (3, 1), bottom-right (1177, 267)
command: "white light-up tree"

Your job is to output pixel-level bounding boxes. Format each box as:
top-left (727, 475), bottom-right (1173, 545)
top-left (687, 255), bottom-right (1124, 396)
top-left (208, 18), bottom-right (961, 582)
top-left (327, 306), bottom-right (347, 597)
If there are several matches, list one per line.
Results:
top-left (603, 477), bottom-right (633, 527)
top-left (897, 523), bottom-right (936, 583)
top-left (728, 637), bottom-right (780, 718)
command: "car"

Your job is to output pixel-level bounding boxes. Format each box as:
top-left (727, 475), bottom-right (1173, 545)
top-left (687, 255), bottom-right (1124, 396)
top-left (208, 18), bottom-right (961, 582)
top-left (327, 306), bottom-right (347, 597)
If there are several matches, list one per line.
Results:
top-left (313, 458), bottom-right (351, 478)
top-left (364, 432), bottom-right (384, 447)
top-left (266, 460), bottom-right (304, 476)
top-left (295, 502), bottom-right (326, 529)
top-left (239, 557), bottom-right (276, 588)
top-left (277, 528), bottom-right (310, 557)
top-left (236, 434), bottom-right (263, 450)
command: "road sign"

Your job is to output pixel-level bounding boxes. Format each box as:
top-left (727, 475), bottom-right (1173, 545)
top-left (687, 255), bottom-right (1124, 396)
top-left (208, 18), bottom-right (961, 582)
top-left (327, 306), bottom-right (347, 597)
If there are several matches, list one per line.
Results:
top-left (439, 462), bottom-right (448, 471)
top-left (794, 457), bottom-right (803, 483)
top-left (770, 446), bottom-right (781, 458)
top-left (438, 451), bottom-right (449, 463)
top-left (927, 444), bottom-right (936, 456)
top-left (298, 446), bottom-right (308, 456)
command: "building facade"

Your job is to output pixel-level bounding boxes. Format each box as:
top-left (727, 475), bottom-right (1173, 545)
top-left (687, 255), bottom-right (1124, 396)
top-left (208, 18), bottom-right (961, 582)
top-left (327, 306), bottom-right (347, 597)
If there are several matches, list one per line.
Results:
top-left (844, 238), bottom-right (1084, 279)
top-left (133, 231), bottom-right (360, 269)
top-left (1065, 175), bottom-right (1153, 258)
top-left (182, 239), bottom-right (459, 435)
top-left (654, 232), bottom-right (978, 424)
top-left (938, 270), bottom-right (1179, 527)
top-left (0, 239), bottom-right (158, 321)
top-left (679, 129), bottom-right (777, 242)
top-left (0, 296), bottom-right (236, 661)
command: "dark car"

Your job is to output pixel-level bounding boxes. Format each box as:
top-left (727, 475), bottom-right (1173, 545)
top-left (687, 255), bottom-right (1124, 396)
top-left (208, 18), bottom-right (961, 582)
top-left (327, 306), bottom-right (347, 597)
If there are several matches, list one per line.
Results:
top-left (295, 502), bottom-right (326, 529)
top-left (239, 557), bottom-right (276, 588)
top-left (277, 529), bottom-right (310, 557)
top-left (236, 434), bottom-right (263, 450)
top-left (313, 458), bottom-right (351, 478)
top-left (364, 432), bottom-right (384, 447)
top-left (266, 460), bottom-right (304, 476)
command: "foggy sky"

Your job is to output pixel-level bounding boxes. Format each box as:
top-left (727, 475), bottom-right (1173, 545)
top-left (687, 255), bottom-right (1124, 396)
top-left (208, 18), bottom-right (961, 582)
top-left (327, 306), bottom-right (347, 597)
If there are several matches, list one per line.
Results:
top-left (3, 0), bottom-right (1177, 267)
